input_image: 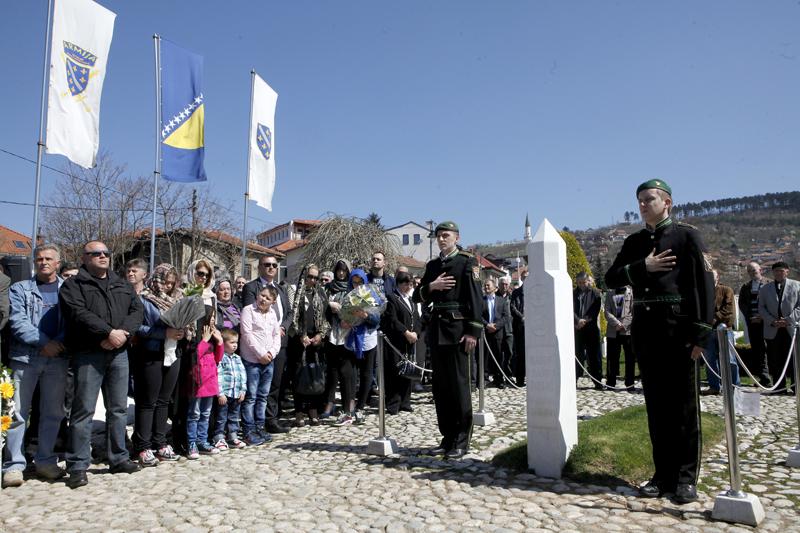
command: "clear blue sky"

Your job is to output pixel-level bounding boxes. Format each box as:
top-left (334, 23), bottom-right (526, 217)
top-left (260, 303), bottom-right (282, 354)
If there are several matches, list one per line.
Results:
top-left (2, 1), bottom-right (799, 246)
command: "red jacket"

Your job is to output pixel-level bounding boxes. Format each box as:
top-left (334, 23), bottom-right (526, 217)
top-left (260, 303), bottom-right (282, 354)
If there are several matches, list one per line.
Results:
top-left (194, 339), bottom-right (223, 397)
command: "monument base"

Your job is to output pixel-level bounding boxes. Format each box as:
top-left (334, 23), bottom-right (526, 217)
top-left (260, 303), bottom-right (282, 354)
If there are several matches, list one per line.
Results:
top-left (473, 411), bottom-right (495, 426)
top-left (367, 437), bottom-right (398, 456)
top-left (711, 492), bottom-right (765, 527)
top-left (786, 447), bottom-right (800, 468)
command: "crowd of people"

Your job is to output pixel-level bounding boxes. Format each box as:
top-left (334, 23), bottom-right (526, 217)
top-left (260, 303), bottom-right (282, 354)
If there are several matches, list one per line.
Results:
top-left (2, 242), bottom-right (513, 489)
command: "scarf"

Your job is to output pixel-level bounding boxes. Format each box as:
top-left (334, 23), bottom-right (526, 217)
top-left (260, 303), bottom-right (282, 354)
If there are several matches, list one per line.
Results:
top-left (140, 263), bottom-right (182, 312)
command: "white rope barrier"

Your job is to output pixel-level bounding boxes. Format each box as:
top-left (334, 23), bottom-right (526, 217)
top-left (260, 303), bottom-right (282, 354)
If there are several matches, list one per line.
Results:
top-left (381, 335), bottom-right (431, 375)
top-left (481, 336), bottom-right (525, 390)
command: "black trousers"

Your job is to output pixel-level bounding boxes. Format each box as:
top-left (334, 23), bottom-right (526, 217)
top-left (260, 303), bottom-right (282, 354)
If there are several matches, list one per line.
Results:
top-left (325, 342), bottom-right (355, 412)
top-left (513, 322), bottom-right (525, 383)
top-left (383, 340), bottom-right (412, 414)
top-left (605, 335), bottom-right (634, 388)
top-left (767, 328), bottom-right (795, 391)
top-left (287, 337), bottom-right (325, 413)
top-left (265, 346), bottom-right (287, 422)
top-left (132, 353), bottom-right (181, 452)
top-left (484, 331), bottom-right (504, 382)
top-left (575, 329), bottom-right (602, 383)
top-left (355, 346), bottom-right (377, 411)
top-left (633, 317), bottom-right (701, 489)
top-left (431, 344), bottom-right (473, 451)
top-left (744, 319), bottom-right (771, 385)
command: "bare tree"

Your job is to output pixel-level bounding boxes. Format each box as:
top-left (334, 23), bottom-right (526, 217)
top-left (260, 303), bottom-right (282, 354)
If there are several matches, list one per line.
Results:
top-left (302, 214), bottom-right (400, 277)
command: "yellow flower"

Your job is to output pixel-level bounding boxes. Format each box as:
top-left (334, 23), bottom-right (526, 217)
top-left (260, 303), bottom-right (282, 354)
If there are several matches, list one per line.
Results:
top-left (0, 382), bottom-right (13, 400)
top-left (0, 415), bottom-right (11, 432)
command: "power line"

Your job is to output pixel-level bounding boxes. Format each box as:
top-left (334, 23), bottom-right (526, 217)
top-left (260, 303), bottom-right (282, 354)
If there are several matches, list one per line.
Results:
top-left (0, 146), bottom-right (281, 228)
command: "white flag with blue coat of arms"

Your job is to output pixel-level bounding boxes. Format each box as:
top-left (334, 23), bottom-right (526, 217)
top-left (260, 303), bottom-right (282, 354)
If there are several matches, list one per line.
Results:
top-left (248, 74), bottom-right (278, 211)
top-left (46, 0), bottom-right (116, 169)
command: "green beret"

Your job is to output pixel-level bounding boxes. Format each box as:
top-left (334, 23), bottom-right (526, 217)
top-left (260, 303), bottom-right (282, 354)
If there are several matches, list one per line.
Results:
top-left (435, 221), bottom-right (459, 234)
top-left (636, 179), bottom-right (672, 197)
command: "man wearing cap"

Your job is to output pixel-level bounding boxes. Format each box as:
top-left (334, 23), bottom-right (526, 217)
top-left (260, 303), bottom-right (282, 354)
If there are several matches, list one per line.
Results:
top-left (605, 179), bottom-right (714, 504)
top-left (758, 261), bottom-right (799, 394)
top-left (413, 221), bottom-right (483, 459)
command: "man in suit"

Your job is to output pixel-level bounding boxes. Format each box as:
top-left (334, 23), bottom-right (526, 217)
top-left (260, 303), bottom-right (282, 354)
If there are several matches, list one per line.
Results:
top-left (758, 261), bottom-right (800, 394)
top-left (738, 262), bottom-right (771, 386)
top-left (242, 255), bottom-right (293, 432)
top-left (574, 272), bottom-right (603, 390)
top-left (481, 278), bottom-right (511, 388)
top-left (510, 279), bottom-right (526, 386)
top-left (605, 285), bottom-right (634, 390)
top-left (496, 277), bottom-right (515, 381)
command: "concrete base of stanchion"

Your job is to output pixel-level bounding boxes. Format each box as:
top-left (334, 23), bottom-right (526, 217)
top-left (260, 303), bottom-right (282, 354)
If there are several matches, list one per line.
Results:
top-left (711, 492), bottom-right (765, 527)
top-left (367, 437), bottom-right (398, 456)
top-left (473, 411), bottom-right (495, 426)
top-left (786, 447), bottom-right (800, 467)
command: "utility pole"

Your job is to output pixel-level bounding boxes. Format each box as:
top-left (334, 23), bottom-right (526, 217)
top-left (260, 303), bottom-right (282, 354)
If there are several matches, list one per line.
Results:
top-left (190, 188), bottom-right (198, 262)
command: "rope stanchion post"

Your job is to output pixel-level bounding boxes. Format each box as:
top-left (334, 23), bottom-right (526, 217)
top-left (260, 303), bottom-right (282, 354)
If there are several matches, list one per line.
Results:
top-left (367, 332), bottom-right (398, 456)
top-left (473, 330), bottom-right (495, 426)
top-left (787, 325), bottom-right (800, 468)
top-left (711, 326), bottom-right (765, 526)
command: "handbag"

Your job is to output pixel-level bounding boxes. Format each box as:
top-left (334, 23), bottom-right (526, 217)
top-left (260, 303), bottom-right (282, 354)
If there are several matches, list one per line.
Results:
top-left (396, 346), bottom-right (423, 381)
top-left (295, 350), bottom-right (326, 395)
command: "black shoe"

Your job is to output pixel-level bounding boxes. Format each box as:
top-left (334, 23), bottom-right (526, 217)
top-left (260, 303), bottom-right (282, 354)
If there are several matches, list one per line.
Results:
top-left (515, 378), bottom-right (525, 387)
top-left (266, 421), bottom-right (290, 434)
top-left (426, 446), bottom-right (449, 456)
top-left (66, 471), bottom-right (88, 489)
top-left (639, 480), bottom-right (662, 498)
top-left (497, 381), bottom-right (506, 390)
top-left (445, 448), bottom-right (467, 459)
top-left (412, 383), bottom-right (424, 393)
top-left (399, 406), bottom-right (414, 413)
top-left (109, 460), bottom-right (141, 474)
top-left (700, 388), bottom-right (720, 396)
top-left (674, 483), bottom-right (698, 504)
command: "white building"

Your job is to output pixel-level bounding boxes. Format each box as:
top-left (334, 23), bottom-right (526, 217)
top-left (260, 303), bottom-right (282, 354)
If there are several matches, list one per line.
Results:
top-left (385, 221), bottom-right (433, 263)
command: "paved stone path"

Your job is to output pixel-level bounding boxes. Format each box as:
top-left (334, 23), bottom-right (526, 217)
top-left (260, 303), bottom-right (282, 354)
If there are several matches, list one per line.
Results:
top-left (2, 381), bottom-right (799, 532)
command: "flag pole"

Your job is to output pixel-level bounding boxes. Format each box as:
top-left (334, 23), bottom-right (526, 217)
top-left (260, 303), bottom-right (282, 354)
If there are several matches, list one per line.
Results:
top-left (31, 0), bottom-right (55, 273)
top-left (241, 69), bottom-right (256, 277)
top-left (150, 34), bottom-right (162, 274)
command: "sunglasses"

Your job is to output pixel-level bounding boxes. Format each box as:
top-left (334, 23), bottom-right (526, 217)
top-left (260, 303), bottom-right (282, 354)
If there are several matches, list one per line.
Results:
top-left (195, 271), bottom-right (210, 278)
top-left (306, 275), bottom-right (319, 280)
top-left (261, 262), bottom-right (278, 268)
top-left (85, 250), bottom-right (110, 257)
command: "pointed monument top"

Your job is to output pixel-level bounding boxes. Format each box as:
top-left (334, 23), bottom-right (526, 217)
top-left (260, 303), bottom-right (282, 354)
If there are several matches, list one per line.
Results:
top-left (533, 218), bottom-right (561, 242)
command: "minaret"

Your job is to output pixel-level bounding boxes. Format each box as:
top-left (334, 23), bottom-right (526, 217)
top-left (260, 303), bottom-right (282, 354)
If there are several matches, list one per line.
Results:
top-left (524, 213), bottom-right (532, 241)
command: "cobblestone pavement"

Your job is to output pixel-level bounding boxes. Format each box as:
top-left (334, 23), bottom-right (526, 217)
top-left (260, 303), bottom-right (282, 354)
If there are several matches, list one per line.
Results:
top-left (2, 380), bottom-right (799, 532)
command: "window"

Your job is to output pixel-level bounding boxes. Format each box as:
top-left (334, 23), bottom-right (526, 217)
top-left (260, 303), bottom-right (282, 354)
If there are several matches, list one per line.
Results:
top-left (13, 241), bottom-right (26, 249)
top-left (402, 234), bottom-right (409, 245)
top-left (413, 234), bottom-right (422, 245)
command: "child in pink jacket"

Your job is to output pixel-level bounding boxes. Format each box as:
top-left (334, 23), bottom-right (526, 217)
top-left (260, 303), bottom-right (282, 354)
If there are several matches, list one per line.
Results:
top-left (187, 324), bottom-right (224, 459)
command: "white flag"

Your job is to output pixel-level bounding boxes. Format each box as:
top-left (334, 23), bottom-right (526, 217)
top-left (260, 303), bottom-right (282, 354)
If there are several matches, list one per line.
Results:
top-left (46, 0), bottom-right (116, 169)
top-left (248, 74), bottom-right (278, 211)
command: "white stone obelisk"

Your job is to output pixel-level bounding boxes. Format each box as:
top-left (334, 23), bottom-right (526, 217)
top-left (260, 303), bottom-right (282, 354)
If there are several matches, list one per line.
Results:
top-left (525, 219), bottom-right (578, 478)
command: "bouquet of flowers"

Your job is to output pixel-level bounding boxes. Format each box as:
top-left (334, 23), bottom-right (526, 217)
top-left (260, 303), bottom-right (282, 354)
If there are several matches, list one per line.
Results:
top-left (158, 284), bottom-right (207, 366)
top-left (340, 284), bottom-right (386, 327)
top-left (1, 366), bottom-right (15, 440)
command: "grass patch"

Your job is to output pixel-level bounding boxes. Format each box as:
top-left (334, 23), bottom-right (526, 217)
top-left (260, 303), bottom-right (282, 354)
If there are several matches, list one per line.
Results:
top-left (492, 405), bottom-right (725, 486)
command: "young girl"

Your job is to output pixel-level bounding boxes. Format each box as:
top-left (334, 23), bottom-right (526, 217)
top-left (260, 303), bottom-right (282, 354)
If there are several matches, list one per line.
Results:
top-left (187, 323), bottom-right (224, 459)
top-left (239, 286), bottom-right (281, 446)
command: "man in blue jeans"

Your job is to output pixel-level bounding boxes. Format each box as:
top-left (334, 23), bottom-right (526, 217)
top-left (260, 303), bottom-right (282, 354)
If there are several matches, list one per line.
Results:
top-left (59, 241), bottom-right (144, 488)
top-left (2, 245), bottom-right (68, 488)
top-left (701, 270), bottom-right (739, 395)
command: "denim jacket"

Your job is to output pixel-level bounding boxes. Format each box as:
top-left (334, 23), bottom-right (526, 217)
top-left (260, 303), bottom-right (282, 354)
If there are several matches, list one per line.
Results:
top-left (8, 276), bottom-right (66, 363)
top-left (136, 297), bottom-right (168, 353)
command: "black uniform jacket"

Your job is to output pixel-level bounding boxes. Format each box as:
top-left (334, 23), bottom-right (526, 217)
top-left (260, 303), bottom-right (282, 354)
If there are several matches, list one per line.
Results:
top-left (604, 217), bottom-right (714, 347)
top-left (382, 289), bottom-right (422, 355)
top-left (413, 248), bottom-right (483, 346)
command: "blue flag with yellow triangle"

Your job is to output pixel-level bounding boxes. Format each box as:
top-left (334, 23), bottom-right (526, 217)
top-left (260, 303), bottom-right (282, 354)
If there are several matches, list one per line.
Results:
top-left (160, 39), bottom-right (206, 182)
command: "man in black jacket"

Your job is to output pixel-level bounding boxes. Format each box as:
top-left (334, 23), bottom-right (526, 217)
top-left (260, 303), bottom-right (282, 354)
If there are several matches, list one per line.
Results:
top-left (481, 278), bottom-right (512, 388)
top-left (59, 241), bottom-right (144, 488)
top-left (242, 255), bottom-right (292, 433)
top-left (573, 272), bottom-right (603, 389)
top-left (510, 281), bottom-right (526, 386)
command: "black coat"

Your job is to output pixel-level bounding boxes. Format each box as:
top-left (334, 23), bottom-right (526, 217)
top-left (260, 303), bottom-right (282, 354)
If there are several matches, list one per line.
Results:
top-left (59, 266), bottom-right (143, 353)
top-left (382, 290), bottom-right (422, 355)
top-left (573, 287), bottom-right (602, 335)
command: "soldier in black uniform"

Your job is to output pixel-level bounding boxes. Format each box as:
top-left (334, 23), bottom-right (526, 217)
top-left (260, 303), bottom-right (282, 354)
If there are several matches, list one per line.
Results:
top-left (605, 179), bottom-right (714, 504)
top-left (413, 221), bottom-right (483, 459)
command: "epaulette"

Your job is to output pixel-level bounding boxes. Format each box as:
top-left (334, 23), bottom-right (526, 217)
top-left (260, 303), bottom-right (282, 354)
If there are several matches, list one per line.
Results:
top-left (457, 249), bottom-right (475, 258)
top-left (676, 221), bottom-right (698, 230)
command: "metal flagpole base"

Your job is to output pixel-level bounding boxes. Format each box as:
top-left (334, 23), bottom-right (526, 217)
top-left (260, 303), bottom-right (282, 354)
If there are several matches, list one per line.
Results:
top-left (473, 410), bottom-right (495, 426)
top-left (711, 491), bottom-right (765, 527)
top-left (786, 447), bottom-right (800, 467)
top-left (367, 437), bottom-right (398, 456)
